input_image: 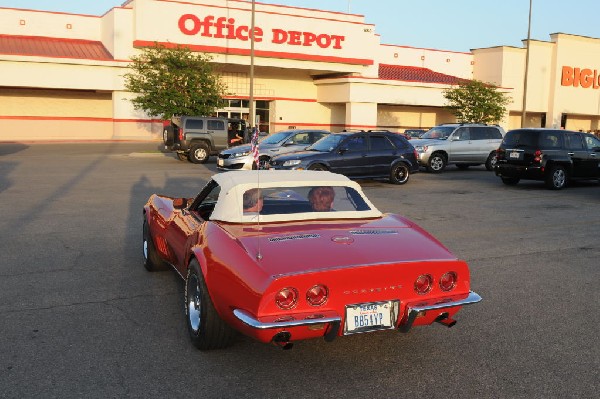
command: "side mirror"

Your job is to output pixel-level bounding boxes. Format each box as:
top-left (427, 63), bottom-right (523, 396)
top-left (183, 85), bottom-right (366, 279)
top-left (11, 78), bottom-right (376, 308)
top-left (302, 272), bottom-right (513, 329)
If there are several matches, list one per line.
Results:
top-left (173, 198), bottom-right (188, 210)
top-left (338, 147), bottom-right (349, 154)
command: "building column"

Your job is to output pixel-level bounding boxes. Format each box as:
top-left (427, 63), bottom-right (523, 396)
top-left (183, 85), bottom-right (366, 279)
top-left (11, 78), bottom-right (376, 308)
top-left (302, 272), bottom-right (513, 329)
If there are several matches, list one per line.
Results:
top-left (345, 102), bottom-right (378, 130)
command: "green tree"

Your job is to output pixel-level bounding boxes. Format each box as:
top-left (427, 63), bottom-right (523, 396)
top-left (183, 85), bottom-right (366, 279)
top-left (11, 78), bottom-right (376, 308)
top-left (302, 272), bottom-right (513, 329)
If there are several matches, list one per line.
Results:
top-left (124, 43), bottom-right (226, 119)
top-left (443, 79), bottom-right (511, 124)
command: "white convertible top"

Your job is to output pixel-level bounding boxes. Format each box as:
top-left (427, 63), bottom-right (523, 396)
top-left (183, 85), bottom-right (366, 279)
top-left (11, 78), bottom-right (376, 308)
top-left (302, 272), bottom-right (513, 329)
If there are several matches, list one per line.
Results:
top-left (209, 170), bottom-right (382, 223)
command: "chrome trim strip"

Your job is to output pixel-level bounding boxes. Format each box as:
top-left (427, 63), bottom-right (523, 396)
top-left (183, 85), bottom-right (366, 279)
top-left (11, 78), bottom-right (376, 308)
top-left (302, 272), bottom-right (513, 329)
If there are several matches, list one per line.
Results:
top-left (233, 309), bottom-right (341, 330)
top-left (272, 258), bottom-right (459, 278)
top-left (398, 291), bottom-right (482, 333)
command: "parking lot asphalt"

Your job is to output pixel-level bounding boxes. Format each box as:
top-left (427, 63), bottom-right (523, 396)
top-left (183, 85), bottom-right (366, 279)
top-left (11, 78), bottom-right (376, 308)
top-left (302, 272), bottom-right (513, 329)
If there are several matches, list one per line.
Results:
top-left (0, 142), bottom-right (598, 399)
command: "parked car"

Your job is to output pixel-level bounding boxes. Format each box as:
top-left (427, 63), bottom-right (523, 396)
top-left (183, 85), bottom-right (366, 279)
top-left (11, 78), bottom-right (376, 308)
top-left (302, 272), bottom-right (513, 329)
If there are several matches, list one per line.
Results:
top-left (411, 123), bottom-right (506, 172)
top-left (163, 116), bottom-right (248, 163)
top-left (494, 128), bottom-right (600, 189)
top-left (404, 129), bottom-right (427, 139)
top-left (142, 170), bottom-right (482, 350)
top-left (268, 131), bottom-right (419, 185)
top-left (217, 129), bottom-right (330, 170)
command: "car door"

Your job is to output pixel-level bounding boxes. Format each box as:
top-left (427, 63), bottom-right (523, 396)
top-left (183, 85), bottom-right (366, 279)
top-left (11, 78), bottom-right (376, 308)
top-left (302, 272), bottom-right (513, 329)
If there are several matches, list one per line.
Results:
top-left (328, 134), bottom-right (369, 177)
top-left (581, 134), bottom-right (600, 177)
top-left (472, 127), bottom-right (503, 163)
top-left (207, 119), bottom-right (228, 149)
top-left (164, 181), bottom-right (219, 273)
top-left (447, 127), bottom-right (475, 162)
top-left (368, 134), bottom-right (399, 176)
top-left (564, 132), bottom-right (591, 177)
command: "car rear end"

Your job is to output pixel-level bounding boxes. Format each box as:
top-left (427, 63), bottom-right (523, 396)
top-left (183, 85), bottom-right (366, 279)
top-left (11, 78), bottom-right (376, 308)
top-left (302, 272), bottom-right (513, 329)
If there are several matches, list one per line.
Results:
top-left (495, 129), bottom-right (546, 179)
top-left (228, 217), bottom-right (481, 347)
top-left (233, 257), bottom-right (478, 347)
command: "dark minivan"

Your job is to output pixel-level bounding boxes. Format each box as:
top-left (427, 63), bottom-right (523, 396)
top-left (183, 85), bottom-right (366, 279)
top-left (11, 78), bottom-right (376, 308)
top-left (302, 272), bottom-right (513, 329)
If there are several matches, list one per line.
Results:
top-left (494, 128), bottom-right (600, 189)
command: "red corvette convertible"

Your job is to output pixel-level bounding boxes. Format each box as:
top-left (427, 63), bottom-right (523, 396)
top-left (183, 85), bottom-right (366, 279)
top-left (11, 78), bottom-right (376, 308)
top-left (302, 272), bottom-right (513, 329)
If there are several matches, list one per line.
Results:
top-left (143, 170), bottom-right (481, 350)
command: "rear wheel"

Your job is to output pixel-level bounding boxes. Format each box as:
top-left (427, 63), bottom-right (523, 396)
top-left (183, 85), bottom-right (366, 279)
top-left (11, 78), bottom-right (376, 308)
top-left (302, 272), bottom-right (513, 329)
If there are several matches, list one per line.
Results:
top-left (185, 260), bottom-right (236, 350)
top-left (485, 152), bottom-right (497, 171)
top-left (545, 165), bottom-right (567, 190)
top-left (308, 163), bottom-right (328, 171)
top-left (143, 218), bottom-right (167, 272)
top-left (188, 143), bottom-right (210, 164)
top-left (426, 153), bottom-right (446, 173)
top-left (501, 176), bottom-right (520, 186)
top-left (390, 163), bottom-right (410, 185)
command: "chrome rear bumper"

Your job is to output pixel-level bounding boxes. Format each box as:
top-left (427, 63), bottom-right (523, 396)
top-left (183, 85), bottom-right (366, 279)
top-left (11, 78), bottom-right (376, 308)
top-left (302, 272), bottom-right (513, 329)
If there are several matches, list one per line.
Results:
top-left (398, 290), bottom-right (482, 333)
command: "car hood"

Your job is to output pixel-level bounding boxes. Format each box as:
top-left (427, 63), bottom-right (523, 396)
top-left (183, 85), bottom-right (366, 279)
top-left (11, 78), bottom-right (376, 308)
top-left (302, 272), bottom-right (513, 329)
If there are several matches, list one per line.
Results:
top-left (272, 150), bottom-right (323, 161)
top-left (222, 142), bottom-right (282, 155)
top-left (219, 214), bottom-right (456, 277)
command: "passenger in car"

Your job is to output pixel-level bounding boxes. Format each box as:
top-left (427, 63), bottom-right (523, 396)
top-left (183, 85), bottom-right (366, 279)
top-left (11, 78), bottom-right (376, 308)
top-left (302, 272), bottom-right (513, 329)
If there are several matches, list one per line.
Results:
top-left (308, 186), bottom-right (335, 211)
top-left (243, 188), bottom-right (263, 213)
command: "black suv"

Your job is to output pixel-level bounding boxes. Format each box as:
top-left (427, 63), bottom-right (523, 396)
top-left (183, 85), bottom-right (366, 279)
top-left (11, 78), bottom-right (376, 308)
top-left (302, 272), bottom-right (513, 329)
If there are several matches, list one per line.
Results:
top-left (495, 128), bottom-right (600, 189)
top-left (269, 130), bottom-right (419, 184)
top-left (163, 116), bottom-right (248, 163)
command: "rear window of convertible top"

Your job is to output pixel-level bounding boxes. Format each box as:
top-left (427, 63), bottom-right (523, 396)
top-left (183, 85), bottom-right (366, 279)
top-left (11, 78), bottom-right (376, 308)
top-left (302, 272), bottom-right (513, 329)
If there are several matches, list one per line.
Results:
top-left (243, 186), bottom-right (371, 215)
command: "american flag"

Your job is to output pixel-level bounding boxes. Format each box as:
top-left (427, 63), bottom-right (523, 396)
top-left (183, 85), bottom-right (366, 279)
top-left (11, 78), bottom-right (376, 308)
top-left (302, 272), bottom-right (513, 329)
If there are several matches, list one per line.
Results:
top-left (251, 126), bottom-right (260, 168)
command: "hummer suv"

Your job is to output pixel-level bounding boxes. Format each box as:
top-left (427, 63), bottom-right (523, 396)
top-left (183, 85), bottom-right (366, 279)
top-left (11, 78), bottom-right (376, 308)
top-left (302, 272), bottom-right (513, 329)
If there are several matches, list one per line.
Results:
top-left (163, 116), bottom-right (247, 163)
top-left (411, 123), bottom-right (506, 173)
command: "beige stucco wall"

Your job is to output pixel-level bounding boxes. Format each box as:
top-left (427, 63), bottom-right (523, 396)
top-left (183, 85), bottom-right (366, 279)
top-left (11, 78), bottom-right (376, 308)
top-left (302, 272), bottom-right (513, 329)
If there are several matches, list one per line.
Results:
top-left (1, 1), bottom-right (600, 141)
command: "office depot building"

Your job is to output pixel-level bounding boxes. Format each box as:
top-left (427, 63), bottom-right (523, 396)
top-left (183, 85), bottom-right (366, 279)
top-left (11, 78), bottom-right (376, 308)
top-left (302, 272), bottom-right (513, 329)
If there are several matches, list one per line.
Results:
top-left (1, 0), bottom-right (600, 141)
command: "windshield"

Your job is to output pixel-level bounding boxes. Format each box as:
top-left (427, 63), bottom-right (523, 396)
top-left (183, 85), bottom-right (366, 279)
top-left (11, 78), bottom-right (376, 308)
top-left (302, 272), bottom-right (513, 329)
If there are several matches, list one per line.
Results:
top-left (260, 131), bottom-right (292, 145)
top-left (306, 134), bottom-right (345, 152)
top-left (421, 126), bottom-right (455, 140)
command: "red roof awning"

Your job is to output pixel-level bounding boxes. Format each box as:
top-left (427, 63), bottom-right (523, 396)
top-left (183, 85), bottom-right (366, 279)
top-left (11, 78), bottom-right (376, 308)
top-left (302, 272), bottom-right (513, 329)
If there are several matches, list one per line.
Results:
top-left (0, 35), bottom-right (113, 61)
top-left (379, 64), bottom-right (468, 85)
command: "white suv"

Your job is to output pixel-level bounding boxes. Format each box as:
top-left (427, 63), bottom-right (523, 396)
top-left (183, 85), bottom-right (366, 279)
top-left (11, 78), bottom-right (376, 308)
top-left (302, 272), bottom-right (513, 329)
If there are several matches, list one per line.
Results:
top-left (411, 124), bottom-right (506, 173)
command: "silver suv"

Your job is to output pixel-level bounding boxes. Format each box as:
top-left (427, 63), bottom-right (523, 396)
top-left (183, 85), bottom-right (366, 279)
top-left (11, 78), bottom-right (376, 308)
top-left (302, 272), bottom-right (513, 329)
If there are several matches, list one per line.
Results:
top-left (411, 123), bottom-right (506, 173)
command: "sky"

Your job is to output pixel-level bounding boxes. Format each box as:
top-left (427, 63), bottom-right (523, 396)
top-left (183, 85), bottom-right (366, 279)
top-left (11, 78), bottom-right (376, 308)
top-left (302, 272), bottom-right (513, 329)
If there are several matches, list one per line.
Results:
top-left (1, 0), bottom-right (599, 53)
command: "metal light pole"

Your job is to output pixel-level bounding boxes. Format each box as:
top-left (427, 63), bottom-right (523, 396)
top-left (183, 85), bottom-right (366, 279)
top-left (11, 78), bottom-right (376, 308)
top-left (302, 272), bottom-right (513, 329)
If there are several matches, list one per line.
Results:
top-left (249, 0), bottom-right (256, 131)
top-left (521, 0), bottom-right (533, 128)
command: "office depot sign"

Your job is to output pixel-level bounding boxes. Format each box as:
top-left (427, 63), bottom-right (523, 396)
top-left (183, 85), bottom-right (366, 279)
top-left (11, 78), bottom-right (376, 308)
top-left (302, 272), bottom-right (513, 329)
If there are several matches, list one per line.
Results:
top-left (561, 66), bottom-right (600, 89)
top-left (178, 14), bottom-right (345, 50)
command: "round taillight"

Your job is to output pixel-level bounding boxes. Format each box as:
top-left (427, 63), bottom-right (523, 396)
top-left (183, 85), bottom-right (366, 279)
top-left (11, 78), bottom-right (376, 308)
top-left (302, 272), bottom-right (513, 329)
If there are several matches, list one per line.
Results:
top-left (306, 284), bottom-right (329, 306)
top-left (275, 287), bottom-right (298, 310)
top-left (414, 274), bottom-right (433, 295)
top-left (439, 272), bottom-right (457, 291)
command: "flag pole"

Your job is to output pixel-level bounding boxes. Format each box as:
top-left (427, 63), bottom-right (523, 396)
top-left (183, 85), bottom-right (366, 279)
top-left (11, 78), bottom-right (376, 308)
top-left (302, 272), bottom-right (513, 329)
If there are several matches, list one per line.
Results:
top-left (249, 0), bottom-right (256, 131)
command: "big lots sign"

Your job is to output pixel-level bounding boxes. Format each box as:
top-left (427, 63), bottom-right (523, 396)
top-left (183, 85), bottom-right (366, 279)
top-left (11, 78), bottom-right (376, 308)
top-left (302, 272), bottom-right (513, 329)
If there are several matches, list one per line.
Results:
top-left (561, 66), bottom-right (600, 89)
top-left (178, 14), bottom-right (345, 50)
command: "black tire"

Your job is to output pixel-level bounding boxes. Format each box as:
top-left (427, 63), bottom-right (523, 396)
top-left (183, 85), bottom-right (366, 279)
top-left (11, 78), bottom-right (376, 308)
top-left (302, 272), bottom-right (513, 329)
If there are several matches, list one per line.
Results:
top-left (308, 163), bottom-right (328, 171)
top-left (390, 163), bottom-right (410, 185)
top-left (485, 152), bottom-right (497, 171)
top-left (426, 153), bottom-right (446, 173)
top-left (545, 165), bottom-right (567, 190)
top-left (188, 142), bottom-right (210, 164)
top-left (143, 218), bottom-right (168, 272)
top-left (501, 176), bottom-right (520, 186)
top-left (456, 164), bottom-right (470, 170)
top-left (185, 260), bottom-right (236, 350)
top-left (176, 152), bottom-right (188, 161)
top-left (163, 126), bottom-right (174, 147)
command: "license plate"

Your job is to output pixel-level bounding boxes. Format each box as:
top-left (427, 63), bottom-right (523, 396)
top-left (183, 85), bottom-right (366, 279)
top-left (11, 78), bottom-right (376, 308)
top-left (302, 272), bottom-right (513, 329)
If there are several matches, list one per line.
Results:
top-left (217, 159), bottom-right (224, 166)
top-left (509, 151), bottom-right (520, 159)
top-left (344, 300), bottom-right (398, 334)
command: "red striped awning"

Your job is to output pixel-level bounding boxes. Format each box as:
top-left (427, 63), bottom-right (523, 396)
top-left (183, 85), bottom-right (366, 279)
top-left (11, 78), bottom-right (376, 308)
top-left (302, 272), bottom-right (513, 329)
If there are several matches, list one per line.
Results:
top-left (379, 64), bottom-right (468, 85)
top-left (0, 34), bottom-right (113, 61)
